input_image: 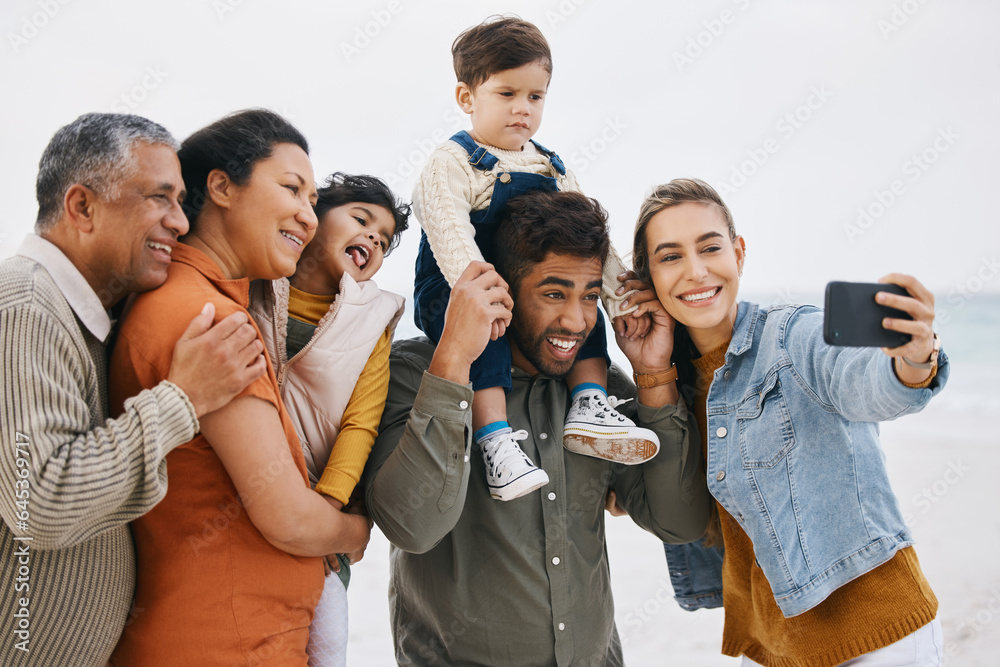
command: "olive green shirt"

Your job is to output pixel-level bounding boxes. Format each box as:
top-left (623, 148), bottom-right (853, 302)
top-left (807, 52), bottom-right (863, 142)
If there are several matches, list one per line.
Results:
top-left (364, 338), bottom-right (711, 666)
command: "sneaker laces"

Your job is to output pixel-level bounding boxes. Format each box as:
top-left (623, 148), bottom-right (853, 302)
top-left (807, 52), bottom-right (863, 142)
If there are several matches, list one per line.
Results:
top-left (483, 429), bottom-right (532, 476)
top-left (607, 396), bottom-right (632, 409)
top-left (591, 395), bottom-right (631, 424)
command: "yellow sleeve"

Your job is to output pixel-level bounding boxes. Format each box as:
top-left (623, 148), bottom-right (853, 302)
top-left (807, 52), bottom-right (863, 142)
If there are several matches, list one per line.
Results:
top-left (314, 329), bottom-right (392, 504)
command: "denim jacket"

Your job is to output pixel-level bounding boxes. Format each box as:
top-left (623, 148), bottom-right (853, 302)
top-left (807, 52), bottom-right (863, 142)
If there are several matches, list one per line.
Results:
top-left (663, 301), bottom-right (948, 617)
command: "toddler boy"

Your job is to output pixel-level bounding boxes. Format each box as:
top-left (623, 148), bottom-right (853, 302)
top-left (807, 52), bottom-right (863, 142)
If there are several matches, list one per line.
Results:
top-left (412, 17), bottom-right (659, 502)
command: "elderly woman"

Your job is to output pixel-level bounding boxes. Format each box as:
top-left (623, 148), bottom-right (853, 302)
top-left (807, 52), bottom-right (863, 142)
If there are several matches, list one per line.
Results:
top-left (108, 109), bottom-right (370, 665)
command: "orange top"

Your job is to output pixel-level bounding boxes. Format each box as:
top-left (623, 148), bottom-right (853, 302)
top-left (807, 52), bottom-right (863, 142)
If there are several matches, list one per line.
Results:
top-left (108, 243), bottom-right (324, 667)
top-left (691, 341), bottom-right (937, 667)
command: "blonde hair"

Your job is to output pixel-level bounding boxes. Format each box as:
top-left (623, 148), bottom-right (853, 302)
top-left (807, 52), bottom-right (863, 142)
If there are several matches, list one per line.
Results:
top-left (631, 177), bottom-right (735, 549)
top-left (631, 178), bottom-right (736, 283)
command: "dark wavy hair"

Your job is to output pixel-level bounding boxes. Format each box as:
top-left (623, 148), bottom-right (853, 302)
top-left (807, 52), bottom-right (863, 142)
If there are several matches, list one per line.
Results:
top-left (178, 108), bottom-right (309, 225)
top-left (314, 172), bottom-right (410, 255)
top-left (494, 189), bottom-right (610, 295)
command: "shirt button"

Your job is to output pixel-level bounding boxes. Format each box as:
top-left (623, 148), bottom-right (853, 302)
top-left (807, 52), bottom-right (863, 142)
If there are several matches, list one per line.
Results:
top-left (723, 370), bottom-right (732, 380)
top-left (716, 470), bottom-right (726, 481)
top-left (716, 426), bottom-right (728, 438)
top-left (459, 400), bottom-right (469, 410)
top-left (558, 622), bottom-right (565, 631)
top-left (539, 432), bottom-right (548, 440)
top-left (547, 492), bottom-right (556, 501)
top-left (552, 557), bottom-right (560, 565)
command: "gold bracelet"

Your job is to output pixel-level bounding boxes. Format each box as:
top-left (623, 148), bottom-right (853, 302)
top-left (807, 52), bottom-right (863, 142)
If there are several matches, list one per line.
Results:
top-left (633, 366), bottom-right (678, 388)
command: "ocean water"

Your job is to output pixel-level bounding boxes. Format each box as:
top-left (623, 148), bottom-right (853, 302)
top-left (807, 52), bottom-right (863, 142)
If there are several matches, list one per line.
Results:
top-left (397, 290), bottom-right (1000, 419)
top-left (731, 291), bottom-right (999, 422)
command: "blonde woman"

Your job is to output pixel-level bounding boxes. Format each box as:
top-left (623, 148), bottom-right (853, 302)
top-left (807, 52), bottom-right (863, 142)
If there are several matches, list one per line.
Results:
top-left (632, 178), bottom-right (946, 666)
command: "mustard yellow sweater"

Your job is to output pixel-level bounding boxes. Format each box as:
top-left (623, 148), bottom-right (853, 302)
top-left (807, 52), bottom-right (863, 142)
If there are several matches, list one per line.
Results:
top-left (692, 340), bottom-right (937, 667)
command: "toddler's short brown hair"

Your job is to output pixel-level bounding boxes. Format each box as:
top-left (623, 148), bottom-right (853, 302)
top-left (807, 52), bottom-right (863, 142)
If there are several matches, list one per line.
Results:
top-left (452, 16), bottom-right (552, 91)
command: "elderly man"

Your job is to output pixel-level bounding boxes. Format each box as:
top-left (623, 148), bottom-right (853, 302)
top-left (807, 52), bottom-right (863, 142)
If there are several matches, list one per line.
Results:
top-left (365, 189), bottom-right (712, 666)
top-left (0, 113), bottom-right (266, 666)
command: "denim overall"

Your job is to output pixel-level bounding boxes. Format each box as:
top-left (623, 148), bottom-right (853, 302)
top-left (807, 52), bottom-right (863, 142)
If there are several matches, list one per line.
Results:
top-left (413, 130), bottom-right (609, 392)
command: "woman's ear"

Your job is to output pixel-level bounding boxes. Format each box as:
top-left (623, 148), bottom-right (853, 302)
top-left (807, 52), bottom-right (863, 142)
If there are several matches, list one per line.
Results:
top-left (455, 82), bottom-right (474, 114)
top-left (205, 169), bottom-right (233, 209)
top-left (735, 235), bottom-right (746, 276)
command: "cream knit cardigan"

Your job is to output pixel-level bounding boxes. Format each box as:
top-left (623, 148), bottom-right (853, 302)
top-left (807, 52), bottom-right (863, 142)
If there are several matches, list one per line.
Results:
top-left (412, 139), bottom-right (635, 319)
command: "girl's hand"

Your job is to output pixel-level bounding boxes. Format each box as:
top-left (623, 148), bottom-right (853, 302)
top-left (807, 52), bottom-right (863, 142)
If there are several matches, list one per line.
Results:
top-left (877, 273), bottom-right (937, 384)
top-left (322, 495), bottom-right (374, 573)
top-left (604, 489), bottom-right (629, 517)
top-left (613, 270), bottom-right (659, 340)
top-left (614, 295), bottom-right (676, 374)
top-left (342, 498), bottom-right (373, 565)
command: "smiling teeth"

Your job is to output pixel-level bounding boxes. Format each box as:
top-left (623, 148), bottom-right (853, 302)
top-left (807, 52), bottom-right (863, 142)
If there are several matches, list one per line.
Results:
top-left (147, 241), bottom-right (171, 254)
top-left (280, 231), bottom-right (303, 246)
top-left (547, 337), bottom-right (577, 351)
top-left (680, 288), bottom-right (719, 302)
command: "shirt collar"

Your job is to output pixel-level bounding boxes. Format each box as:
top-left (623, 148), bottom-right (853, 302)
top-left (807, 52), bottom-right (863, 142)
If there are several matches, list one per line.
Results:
top-left (170, 242), bottom-right (252, 308)
top-left (728, 301), bottom-right (759, 358)
top-left (16, 233), bottom-right (113, 342)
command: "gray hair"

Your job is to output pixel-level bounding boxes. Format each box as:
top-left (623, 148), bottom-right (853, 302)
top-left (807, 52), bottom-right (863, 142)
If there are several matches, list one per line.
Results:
top-left (35, 113), bottom-right (179, 233)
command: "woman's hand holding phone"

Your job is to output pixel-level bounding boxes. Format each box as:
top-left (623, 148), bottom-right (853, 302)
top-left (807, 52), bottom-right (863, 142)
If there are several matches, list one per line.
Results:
top-left (876, 273), bottom-right (938, 385)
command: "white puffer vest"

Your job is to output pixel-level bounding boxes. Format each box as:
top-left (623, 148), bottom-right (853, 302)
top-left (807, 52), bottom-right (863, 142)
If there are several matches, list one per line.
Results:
top-left (248, 274), bottom-right (405, 485)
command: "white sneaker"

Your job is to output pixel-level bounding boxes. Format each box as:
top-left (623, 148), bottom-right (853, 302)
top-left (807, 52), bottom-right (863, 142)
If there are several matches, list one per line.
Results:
top-left (563, 391), bottom-right (660, 464)
top-left (480, 429), bottom-right (550, 501)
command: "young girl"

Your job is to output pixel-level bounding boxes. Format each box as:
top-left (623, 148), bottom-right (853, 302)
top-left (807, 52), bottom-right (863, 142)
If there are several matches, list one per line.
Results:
top-left (249, 172), bottom-right (409, 667)
top-left (631, 178), bottom-right (947, 666)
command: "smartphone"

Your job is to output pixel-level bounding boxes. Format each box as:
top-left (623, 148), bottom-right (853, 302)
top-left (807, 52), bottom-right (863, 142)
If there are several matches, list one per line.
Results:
top-left (823, 281), bottom-right (912, 347)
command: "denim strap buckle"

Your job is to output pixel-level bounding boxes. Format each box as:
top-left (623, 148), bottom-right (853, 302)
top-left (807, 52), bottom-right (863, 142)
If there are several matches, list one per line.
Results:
top-left (467, 145), bottom-right (498, 171)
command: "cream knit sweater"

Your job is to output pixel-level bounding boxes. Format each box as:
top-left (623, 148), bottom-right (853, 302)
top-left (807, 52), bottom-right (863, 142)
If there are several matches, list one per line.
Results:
top-left (412, 138), bottom-right (635, 319)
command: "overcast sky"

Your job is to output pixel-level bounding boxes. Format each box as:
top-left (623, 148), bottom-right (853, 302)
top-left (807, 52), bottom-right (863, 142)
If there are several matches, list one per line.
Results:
top-left (2, 0), bottom-right (997, 305)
